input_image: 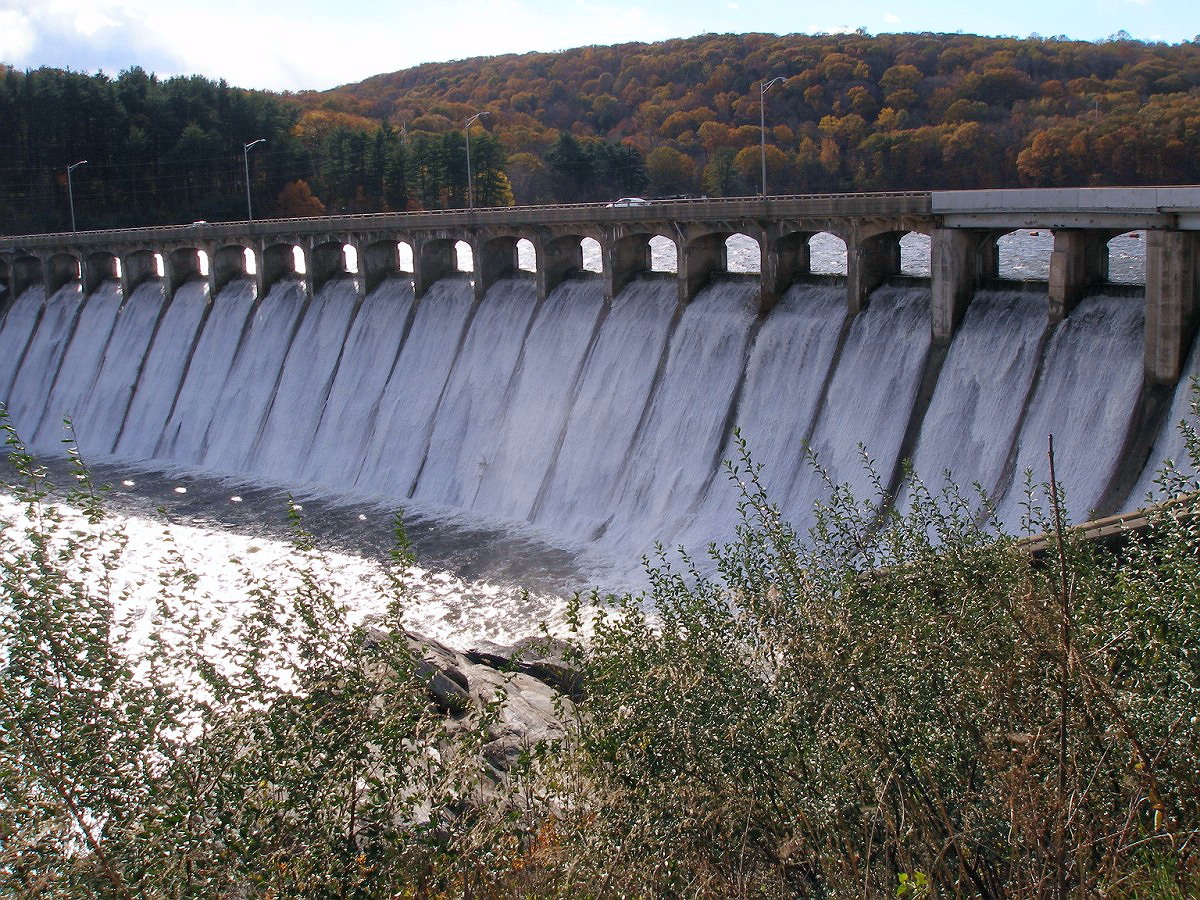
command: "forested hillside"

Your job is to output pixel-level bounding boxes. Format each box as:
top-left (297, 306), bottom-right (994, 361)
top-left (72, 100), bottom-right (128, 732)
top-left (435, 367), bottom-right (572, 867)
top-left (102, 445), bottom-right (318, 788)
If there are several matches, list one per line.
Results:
top-left (3, 30), bottom-right (1200, 233)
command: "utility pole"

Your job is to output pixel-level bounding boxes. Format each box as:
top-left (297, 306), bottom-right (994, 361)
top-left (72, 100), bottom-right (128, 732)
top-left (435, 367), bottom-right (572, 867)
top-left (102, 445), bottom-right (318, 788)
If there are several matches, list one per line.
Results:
top-left (244, 139), bottom-right (266, 220)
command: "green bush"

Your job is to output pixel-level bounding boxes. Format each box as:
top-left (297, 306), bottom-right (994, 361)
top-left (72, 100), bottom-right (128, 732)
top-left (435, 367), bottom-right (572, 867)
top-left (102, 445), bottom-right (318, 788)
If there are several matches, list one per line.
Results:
top-left (3, 395), bottom-right (1200, 898)
top-left (548, 420), bottom-right (1200, 897)
top-left (0, 412), bottom-right (520, 898)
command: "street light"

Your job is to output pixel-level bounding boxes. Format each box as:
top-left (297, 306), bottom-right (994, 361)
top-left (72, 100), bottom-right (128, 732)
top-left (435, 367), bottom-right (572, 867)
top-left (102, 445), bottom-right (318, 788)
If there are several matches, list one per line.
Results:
top-left (759, 77), bottom-right (787, 198)
top-left (67, 160), bottom-right (87, 232)
top-left (464, 112), bottom-right (490, 210)
top-left (243, 138), bottom-right (266, 221)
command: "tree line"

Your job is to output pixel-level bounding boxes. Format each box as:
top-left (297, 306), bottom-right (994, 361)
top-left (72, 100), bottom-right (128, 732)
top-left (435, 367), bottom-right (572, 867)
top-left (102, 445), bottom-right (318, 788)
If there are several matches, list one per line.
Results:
top-left (3, 29), bottom-right (1200, 232)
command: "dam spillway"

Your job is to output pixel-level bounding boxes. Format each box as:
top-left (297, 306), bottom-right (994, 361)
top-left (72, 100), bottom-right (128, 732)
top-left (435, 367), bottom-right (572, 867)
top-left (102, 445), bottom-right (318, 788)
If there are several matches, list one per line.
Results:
top-left (0, 267), bottom-right (1190, 571)
top-left (2, 188), bottom-right (1199, 576)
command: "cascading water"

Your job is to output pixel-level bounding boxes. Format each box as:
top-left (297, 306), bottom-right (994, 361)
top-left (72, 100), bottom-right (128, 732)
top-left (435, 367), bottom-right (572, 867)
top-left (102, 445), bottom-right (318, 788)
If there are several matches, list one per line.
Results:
top-left (781, 283), bottom-right (933, 536)
top-left (301, 278), bottom-right (416, 488)
top-left (114, 280), bottom-right (213, 461)
top-left (597, 279), bottom-right (758, 555)
top-left (247, 279), bottom-right (362, 481)
top-left (30, 282), bottom-right (124, 450)
top-left (470, 279), bottom-right (607, 523)
top-left (1, 250), bottom-right (1191, 588)
top-left (6, 286), bottom-right (86, 438)
top-left (199, 278), bottom-right (308, 473)
top-left (675, 282), bottom-right (848, 552)
top-left (993, 294), bottom-right (1145, 529)
top-left (352, 280), bottom-right (477, 499)
top-left (0, 285), bottom-right (47, 399)
top-left (528, 279), bottom-right (679, 543)
top-left (412, 279), bottom-right (542, 509)
top-left (899, 288), bottom-right (1047, 512)
top-left (70, 282), bottom-right (175, 455)
top-left (155, 279), bottom-right (259, 464)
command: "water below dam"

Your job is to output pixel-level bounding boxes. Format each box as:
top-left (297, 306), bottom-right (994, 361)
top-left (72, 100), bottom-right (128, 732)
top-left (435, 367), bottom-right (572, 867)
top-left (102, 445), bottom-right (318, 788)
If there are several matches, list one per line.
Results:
top-left (1, 228), bottom-right (1194, 640)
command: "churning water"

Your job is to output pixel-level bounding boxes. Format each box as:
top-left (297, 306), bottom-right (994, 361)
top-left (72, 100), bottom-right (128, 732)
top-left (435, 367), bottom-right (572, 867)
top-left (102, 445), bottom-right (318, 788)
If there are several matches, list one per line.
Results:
top-left (0, 229), bottom-right (1189, 635)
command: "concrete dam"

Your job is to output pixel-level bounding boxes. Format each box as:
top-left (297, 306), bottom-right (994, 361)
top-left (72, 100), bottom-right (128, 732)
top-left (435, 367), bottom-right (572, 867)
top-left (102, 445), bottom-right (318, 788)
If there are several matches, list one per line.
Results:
top-left (2, 188), bottom-right (1198, 572)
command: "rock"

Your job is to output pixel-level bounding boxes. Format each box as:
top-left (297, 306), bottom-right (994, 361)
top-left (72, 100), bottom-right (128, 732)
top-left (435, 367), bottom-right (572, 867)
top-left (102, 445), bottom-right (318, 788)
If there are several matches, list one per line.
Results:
top-left (402, 631), bottom-right (577, 780)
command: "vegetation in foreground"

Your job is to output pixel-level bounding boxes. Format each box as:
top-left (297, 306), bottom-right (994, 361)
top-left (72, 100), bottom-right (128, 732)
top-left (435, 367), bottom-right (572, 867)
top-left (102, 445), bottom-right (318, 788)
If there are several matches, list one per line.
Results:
top-left (1, 401), bottom-right (1199, 897)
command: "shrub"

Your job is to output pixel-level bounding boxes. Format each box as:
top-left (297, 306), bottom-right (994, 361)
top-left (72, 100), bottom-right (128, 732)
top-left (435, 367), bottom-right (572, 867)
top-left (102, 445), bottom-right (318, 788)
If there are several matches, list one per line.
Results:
top-left (0, 411), bottom-right (515, 897)
top-left (3, 396), bottom-right (1200, 897)
top-left (548, 421), bottom-right (1200, 897)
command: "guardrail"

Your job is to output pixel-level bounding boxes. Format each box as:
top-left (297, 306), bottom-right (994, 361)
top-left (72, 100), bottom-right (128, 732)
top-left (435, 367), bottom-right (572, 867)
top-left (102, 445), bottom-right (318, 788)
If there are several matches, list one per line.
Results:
top-left (0, 191), bottom-right (934, 247)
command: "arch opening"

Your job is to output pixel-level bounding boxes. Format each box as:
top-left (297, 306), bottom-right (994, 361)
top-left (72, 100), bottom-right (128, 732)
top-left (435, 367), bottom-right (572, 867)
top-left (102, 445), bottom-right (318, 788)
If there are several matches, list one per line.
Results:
top-left (649, 235), bottom-right (677, 273)
top-left (49, 253), bottom-right (81, 281)
top-left (899, 232), bottom-right (931, 277)
top-left (997, 229), bottom-right (1052, 281)
top-left (725, 233), bottom-right (760, 274)
top-left (809, 232), bottom-right (847, 275)
top-left (154, 253), bottom-right (165, 278)
top-left (197, 249), bottom-right (210, 277)
top-left (454, 240), bottom-right (474, 273)
top-left (292, 246), bottom-right (307, 276)
top-left (1107, 230), bottom-right (1146, 285)
top-left (398, 241), bottom-right (414, 273)
top-left (244, 247), bottom-right (257, 276)
top-left (516, 238), bottom-right (536, 273)
top-left (343, 244), bottom-right (359, 274)
top-left (581, 237), bottom-right (602, 273)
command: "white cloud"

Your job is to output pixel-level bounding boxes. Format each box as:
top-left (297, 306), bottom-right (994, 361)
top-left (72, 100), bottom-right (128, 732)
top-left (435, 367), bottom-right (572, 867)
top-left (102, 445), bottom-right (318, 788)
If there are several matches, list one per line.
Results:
top-left (71, 1), bottom-right (121, 37)
top-left (884, 12), bottom-right (901, 24)
top-left (0, 9), bottom-right (36, 62)
top-left (809, 23), bottom-right (859, 35)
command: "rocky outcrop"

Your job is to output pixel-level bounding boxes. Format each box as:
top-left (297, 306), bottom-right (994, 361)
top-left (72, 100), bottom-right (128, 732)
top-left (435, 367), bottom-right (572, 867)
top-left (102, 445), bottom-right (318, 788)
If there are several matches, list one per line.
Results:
top-left (406, 632), bottom-right (577, 781)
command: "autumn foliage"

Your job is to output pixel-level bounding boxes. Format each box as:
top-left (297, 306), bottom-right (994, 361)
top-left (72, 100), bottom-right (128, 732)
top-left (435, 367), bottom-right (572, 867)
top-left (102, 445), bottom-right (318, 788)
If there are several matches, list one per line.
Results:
top-left (3, 30), bottom-right (1200, 231)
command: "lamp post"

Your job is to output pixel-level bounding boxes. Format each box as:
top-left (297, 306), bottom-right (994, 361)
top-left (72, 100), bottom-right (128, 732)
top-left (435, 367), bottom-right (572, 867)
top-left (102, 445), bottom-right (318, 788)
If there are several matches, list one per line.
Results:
top-left (759, 77), bottom-right (786, 198)
top-left (464, 112), bottom-right (489, 210)
top-left (67, 160), bottom-right (87, 232)
top-left (243, 138), bottom-right (266, 221)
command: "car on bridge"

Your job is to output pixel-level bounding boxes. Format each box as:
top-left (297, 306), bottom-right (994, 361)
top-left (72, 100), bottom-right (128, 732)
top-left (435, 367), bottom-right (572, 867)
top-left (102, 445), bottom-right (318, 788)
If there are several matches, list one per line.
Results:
top-left (607, 197), bottom-right (650, 207)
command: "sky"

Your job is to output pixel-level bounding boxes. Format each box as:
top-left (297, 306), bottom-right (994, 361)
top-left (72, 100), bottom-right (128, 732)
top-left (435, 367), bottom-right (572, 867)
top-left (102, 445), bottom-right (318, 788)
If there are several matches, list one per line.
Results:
top-left (1, 0), bottom-right (1196, 93)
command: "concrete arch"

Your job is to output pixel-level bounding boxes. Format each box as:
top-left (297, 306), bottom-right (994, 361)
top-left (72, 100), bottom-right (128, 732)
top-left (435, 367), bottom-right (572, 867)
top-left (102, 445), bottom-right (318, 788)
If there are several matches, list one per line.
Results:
top-left (45, 252), bottom-right (82, 295)
top-left (121, 249), bottom-right (162, 297)
top-left (535, 233), bottom-right (588, 299)
top-left (12, 255), bottom-right (43, 299)
top-left (605, 231), bottom-right (657, 299)
top-left (476, 234), bottom-right (520, 299)
top-left (413, 236), bottom-right (458, 299)
top-left (678, 230), bottom-right (730, 302)
top-left (211, 244), bottom-right (251, 296)
top-left (360, 238), bottom-right (403, 295)
top-left (758, 228), bottom-right (814, 312)
top-left (166, 247), bottom-right (204, 299)
top-left (84, 251), bottom-right (119, 294)
top-left (261, 242), bottom-right (303, 297)
top-left (311, 240), bottom-right (350, 294)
